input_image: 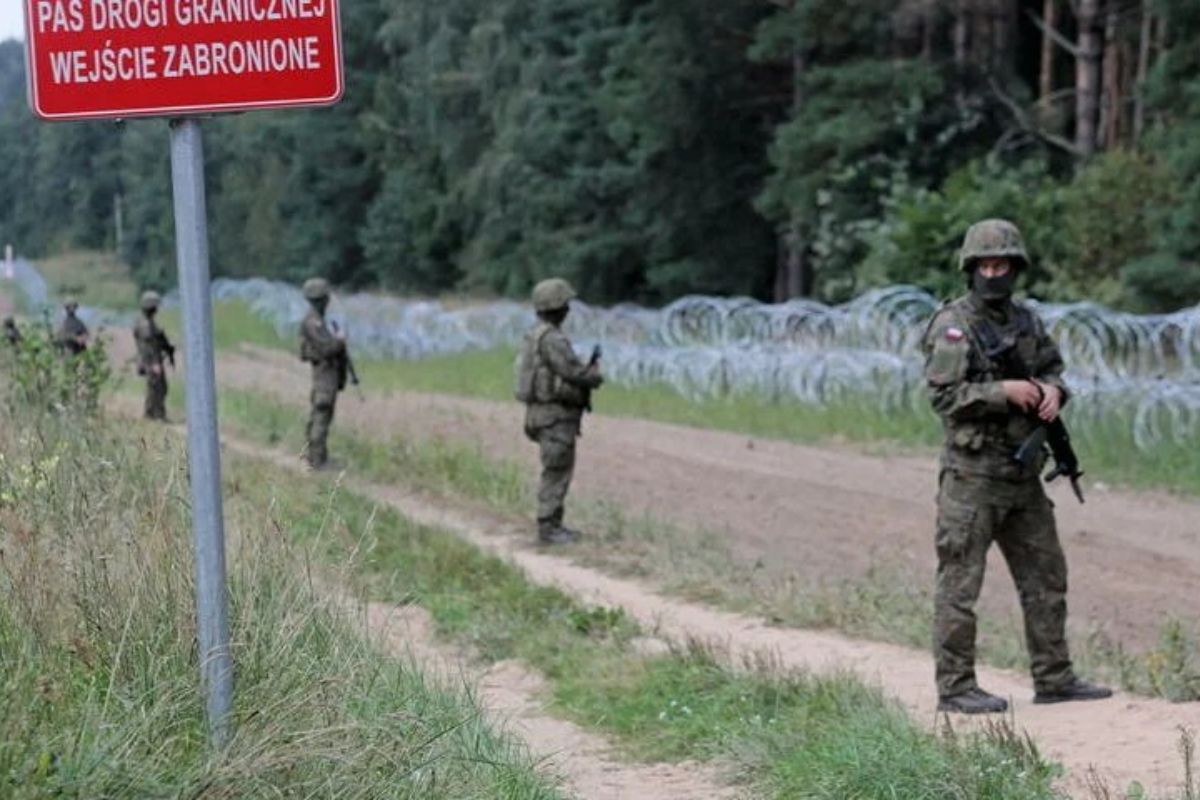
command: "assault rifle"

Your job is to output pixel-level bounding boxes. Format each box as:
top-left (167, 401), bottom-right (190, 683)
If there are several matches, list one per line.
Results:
top-left (977, 321), bottom-right (1085, 504)
top-left (584, 345), bottom-right (601, 414)
top-left (156, 330), bottom-right (176, 369)
top-left (328, 321), bottom-right (362, 399)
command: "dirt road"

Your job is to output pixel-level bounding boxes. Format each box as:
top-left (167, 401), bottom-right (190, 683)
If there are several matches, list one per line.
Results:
top-left (216, 347), bottom-right (1200, 655)
top-left (111, 342), bottom-right (1200, 793)
top-left (224, 434), bottom-right (1200, 795)
top-left (363, 601), bottom-right (739, 800)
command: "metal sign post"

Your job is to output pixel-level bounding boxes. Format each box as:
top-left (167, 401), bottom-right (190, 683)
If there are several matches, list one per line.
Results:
top-left (170, 117), bottom-right (233, 746)
top-left (22, 0), bottom-right (345, 751)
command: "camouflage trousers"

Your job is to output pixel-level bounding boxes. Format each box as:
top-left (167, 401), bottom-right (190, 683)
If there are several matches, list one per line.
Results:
top-left (934, 469), bottom-right (1073, 697)
top-left (534, 418), bottom-right (579, 529)
top-left (143, 370), bottom-right (167, 421)
top-left (305, 385), bottom-right (338, 467)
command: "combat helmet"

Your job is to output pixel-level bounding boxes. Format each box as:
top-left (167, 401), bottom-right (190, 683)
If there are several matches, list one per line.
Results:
top-left (531, 278), bottom-right (577, 313)
top-left (140, 290), bottom-right (161, 311)
top-left (959, 219), bottom-right (1030, 272)
top-left (302, 278), bottom-right (331, 301)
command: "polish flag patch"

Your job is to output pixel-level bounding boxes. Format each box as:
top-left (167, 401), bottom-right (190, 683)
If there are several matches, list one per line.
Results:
top-left (944, 327), bottom-right (965, 342)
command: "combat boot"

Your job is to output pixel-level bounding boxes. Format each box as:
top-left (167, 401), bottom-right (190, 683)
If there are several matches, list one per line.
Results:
top-left (1033, 677), bottom-right (1113, 705)
top-left (537, 522), bottom-right (580, 546)
top-left (937, 687), bottom-right (1009, 715)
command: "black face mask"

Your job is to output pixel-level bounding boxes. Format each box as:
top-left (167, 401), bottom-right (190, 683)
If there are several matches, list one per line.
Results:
top-left (971, 270), bottom-right (1016, 305)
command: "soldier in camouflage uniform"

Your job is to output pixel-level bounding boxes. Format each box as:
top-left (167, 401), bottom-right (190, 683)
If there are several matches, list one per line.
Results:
top-left (515, 278), bottom-right (603, 545)
top-left (56, 299), bottom-right (89, 355)
top-left (298, 278), bottom-right (347, 470)
top-left (133, 291), bottom-right (173, 421)
top-left (923, 219), bottom-right (1112, 714)
top-left (3, 316), bottom-right (20, 347)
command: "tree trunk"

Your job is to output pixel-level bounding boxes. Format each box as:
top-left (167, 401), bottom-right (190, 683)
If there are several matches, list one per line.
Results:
top-left (114, 193), bottom-right (125, 255)
top-left (1038, 0), bottom-right (1058, 127)
top-left (1075, 0), bottom-right (1101, 157)
top-left (953, 1), bottom-right (969, 66)
top-left (922, 4), bottom-right (935, 61)
top-left (1099, 0), bottom-right (1122, 149)
top-left (1133, 1), bottom-right (1152, 140)
top-left (775, 47), bottom-right (812, 301)
top-left (991, 0), bottom-right (1016, 70)
top-left (972, 5), bottom-right (991, 67)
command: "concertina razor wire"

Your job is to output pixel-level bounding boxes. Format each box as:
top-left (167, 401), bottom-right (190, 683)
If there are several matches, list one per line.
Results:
top-left (6, 261), bottom-right (1198, 451)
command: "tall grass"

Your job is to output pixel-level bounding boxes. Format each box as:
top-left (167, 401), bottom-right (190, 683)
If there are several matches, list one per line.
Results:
top-left (0, 382), bottom-right (561, 797)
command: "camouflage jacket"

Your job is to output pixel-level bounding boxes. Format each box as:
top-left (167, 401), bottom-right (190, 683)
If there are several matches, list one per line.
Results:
top-left (520, 322), bottom-right (603, 430)
top-left (299, 309), bottom-right (346, 394)
top-left (134, 316), bottom-right (170, 368)
top-left (922, 293), bottom-right (1069, 481)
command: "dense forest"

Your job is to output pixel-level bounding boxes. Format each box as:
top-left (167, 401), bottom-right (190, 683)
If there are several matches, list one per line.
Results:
top-left (1, 0), bottom-right (1199, 311)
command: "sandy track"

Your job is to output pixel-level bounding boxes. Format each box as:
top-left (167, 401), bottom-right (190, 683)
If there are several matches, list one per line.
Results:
top-left (220, 434), bottom-right (1199, 795)
top-left (215, 347), bottom-right (1200, 654)
top-left (241, 442), bottom-right (739, 800)
top-left (360, 602), bottom-right (738, 800)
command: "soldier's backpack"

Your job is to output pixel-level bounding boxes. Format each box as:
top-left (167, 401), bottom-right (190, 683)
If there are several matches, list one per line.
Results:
top-left (514, 324), bottom-right (552, 403)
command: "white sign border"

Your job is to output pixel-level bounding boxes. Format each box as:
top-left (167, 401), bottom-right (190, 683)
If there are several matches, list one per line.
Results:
top-left (23, 0), bottom-right (345, 121)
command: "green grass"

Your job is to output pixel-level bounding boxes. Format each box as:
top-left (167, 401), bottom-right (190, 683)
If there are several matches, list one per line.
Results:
top-left (0, 385), bottom-right (562, 798)
top-left (159, 300), bottom-right (291, 353)
top-left (391, 347), bottom-right (1200, 494)
top-left (34, 250), bottom-right (140, 311)
top-left (236, 455), bottom-right (1069, 799)
top-left (218, 323), bottom-right (1200, 495)
top-left (214, 385), bottom-right (1200, 706)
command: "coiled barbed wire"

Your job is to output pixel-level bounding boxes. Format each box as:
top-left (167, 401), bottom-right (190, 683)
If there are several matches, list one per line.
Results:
top-left (5, 261), bottom-right (1199, 450)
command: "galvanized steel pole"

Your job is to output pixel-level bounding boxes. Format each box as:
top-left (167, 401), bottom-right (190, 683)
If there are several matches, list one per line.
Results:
top-left (169, 117), bottom-right (234, 747)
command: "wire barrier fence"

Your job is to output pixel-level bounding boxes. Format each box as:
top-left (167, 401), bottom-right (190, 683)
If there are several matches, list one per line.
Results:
top-left (5, 262), bottom-right (1199, 450)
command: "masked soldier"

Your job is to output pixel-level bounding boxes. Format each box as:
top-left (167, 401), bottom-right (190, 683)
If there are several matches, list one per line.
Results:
top-left (298, 278), bottom-right (347, 470)
top-left (515, 278), bottom-right (603, 545)
top-left (56, 299), bottom-right (89, 355)
top-left (134, 291), bottom-right (173, 421)
top-left (922, 219), bottom-right (1112, 714)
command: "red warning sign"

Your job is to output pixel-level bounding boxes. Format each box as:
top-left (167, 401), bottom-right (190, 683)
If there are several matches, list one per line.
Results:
top-left (24, 0), bottom-right (344, 120)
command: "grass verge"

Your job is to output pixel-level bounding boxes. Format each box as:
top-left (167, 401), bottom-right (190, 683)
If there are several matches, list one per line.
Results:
top-left (233, 450), bottom-right (1071, 799)
top-left (215, 385), bottom-right (1200, 706)
top-left (0, 391), bottom-right (562, 797)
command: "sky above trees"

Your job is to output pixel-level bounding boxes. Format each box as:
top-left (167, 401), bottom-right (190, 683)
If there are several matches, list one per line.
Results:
top-left (0, 8), bottom-right (24, 41)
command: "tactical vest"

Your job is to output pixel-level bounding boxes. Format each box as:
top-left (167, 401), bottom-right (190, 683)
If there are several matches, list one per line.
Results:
top-left (942, 301), bottom-right (1045, 478)
top-left (514, 323), bottom-right (586, 407)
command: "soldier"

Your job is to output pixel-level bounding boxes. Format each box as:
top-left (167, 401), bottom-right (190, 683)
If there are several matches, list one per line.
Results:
top-left (56, 299), bottom-right (89, 355)
top-left (3, 316), bottom-right (20, 347)
top-left (133, 291), bottom-right (174, 421)
top-left (515, 278), bottom-right (603, 545)
top-left (298, 278), bottom-right (347, 470)
top-left (922, 219), bottom-right (1112, 714)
